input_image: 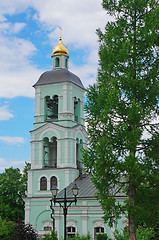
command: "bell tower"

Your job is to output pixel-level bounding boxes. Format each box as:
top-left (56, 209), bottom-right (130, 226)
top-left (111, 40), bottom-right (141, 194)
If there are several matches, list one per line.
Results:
top-left (25, 35), bottom-right (87, 235)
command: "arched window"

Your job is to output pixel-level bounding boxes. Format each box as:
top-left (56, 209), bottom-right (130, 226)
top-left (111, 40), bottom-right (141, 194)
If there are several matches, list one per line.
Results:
top-left (43, 220), bottom-right (54, 232)
top-left (76, 138), bottom-right (83, 170)
top-left (45, 95), bottom-right (58, 121)
top-left (40, 177), bottom-right (47, 190)
top-left (43, 137), bottom-right (49, 167)
top-left (65, 58), bottom-right (68, 68)
top-left (49, 137), bottom-right (57, 168)
top-left (55, 57), bottom-right (60, 67)
top-left (67, 226), bottom-right (76, 238)
top-left (52, 95), bottom-right (58, 119)
top-left (50, 176), bottom-right (57, 189)
top-left (43, 137), bottom-right (57, 168)
top-left (44, 226), bottom-right (52, 231)
top-left (76, 138), bottom-right (79, 169)
top-left (74, 97), bottom-right (80, 122)
top-left (94, 227), bottom-right (104, 240)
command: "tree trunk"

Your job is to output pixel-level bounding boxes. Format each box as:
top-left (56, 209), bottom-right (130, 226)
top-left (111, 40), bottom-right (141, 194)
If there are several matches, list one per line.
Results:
top-left (129, 213), bottom-right (136, 240)
top-left (129, 177), bottom-right (136, 240)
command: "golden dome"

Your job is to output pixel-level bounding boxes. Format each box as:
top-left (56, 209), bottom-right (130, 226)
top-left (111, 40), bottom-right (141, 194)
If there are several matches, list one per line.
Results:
top-left (51, 37), bottom-right (69, 57)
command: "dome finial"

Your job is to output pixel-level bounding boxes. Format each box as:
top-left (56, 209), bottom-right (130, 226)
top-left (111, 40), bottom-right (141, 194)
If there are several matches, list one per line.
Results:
top-left (59, 26), bottom-right (62, 41)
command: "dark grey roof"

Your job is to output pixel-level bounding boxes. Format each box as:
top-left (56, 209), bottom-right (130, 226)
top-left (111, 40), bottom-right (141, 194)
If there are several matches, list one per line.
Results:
top-left (57, 174), bottom-right (126, 199)
top-left (57, 174), bottom-right (97, 199)
top-left (33, 69), bottom-right (85, 89)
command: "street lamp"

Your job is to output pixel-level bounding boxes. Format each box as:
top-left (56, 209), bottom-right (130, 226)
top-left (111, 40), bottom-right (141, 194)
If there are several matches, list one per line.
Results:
top-left (50, 184), bottom-right (79, 240)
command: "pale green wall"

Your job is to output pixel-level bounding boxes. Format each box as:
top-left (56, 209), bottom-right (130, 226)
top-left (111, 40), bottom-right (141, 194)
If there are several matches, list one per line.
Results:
top-left (27, 197), bottom-right (126, 239)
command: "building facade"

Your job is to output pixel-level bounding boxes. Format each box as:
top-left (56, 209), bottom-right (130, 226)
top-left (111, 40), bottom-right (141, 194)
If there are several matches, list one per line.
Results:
top-left (24, 37), bottom-right (126, 239)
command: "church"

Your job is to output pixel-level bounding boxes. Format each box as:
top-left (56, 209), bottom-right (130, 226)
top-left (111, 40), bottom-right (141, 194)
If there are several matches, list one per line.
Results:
top-left (24, 36), bottom-right (126, 239)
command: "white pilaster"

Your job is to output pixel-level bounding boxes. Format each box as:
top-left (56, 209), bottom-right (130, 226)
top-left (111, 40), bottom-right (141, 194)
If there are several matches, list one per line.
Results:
top-left (71, 139), bottom-right (73, 165)
top-left (31, 142), bottom-right (35, 168)
top-left (28, 171), bottom-right (33, 197)
top-left (81, 95), bottom-right (85, 125)
top-left (25, 200), bottom-right (30, 224)
top-left (82, 201), bottom-right (88, 234)
top-left (82, 216), bottom-right (88, 235)
top-left (65, 169), bottom-right (70, 187)
top-left (35, 87), bottom-right (41, 116)
top-left (63, 85), bottom-right (67, 112)
top-left (65, 131), bottom-right (68, 164)
top-left (69, 85), bottom-right (72, 112)
top-left (57, 139), bottom-right (61, 167)
top-left (39, 141), bottom-right (43, 168)
top-left (55, 214), bottom-right (60, 239)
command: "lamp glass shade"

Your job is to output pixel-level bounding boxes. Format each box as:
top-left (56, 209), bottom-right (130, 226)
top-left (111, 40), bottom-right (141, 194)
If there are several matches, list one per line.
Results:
top-left (72, 184), bottom-right (79, 196)
top-left (51, 185), bottom-right (58, 197)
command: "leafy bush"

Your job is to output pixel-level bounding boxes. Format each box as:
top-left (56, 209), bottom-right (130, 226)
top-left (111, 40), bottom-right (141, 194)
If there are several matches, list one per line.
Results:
top-left (43, 231), bottom-right (58, 240)
top-left (14, 221), bottom-right (38, 240)
top-left (0, 218), bottom-right (37, 240)
top-left (0, 217), bottom-right (15, 240)
top-left (96, 233), bottom-right (111, 240)
top-left (71, 233), bottom-right (91, 240)
top-left (136, 225), bottom-right (155, 240)
top-left (114, 225), bottom-right (155, 240)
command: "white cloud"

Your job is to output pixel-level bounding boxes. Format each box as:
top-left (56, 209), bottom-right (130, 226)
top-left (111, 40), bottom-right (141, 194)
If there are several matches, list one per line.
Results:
top-left (0, 0), bottom-right (33, 17)
top-left (0, 158), bottom-right (5, 164)
top-left (11, 22), bottom-right (26, 34)
top-left (0, 157), bottom-right (26, 172)
top-left (0, 35), bottom-right (37, 68)
top-left (70, 61), bottom-right (97, 89)
top-left (0, 106), bottom-right (14, 120)
top-left (0, 34), bottom-right (43, 98)
top-left (0, 136), bottom-right (25, 144)
top-left (0, 0), bottom-right (111, 98)
top-left (33, 0), bottom-right (111, 49)
top-left (0, 0), bottom-right (109, 47)
top-left (0, 67), bottom-right (42, 98)
top-left (0, 22), bottom-right (26, 34)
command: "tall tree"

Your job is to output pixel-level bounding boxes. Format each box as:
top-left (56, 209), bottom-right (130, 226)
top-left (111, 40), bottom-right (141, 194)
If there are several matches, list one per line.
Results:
top-left (82, 0), bottom-right (159, 239)
top-left (0, 162), bottom-right (31, 222)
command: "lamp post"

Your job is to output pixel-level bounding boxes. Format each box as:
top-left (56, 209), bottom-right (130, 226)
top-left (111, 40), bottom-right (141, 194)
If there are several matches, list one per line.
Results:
top-left (50, 184), bottom-right (79, 240)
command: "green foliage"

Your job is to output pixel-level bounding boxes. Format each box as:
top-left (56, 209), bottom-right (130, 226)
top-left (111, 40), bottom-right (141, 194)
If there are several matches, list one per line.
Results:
top-left (43, 231), bottom-right (58, 240)
top-left (96, 233), bottom-right (111, 240)
top-left (0, 216), bottom-right (15, 240)
top-left (0, 217), bottom-right (37, 240)
top-left (114, 226), bottom-right (155, 240)
top-left (82, 0), bottom-right (159, 238)
top-left (71, 233), bottom-right (92, 240)
top-left (43, 234), bottom-right (52, 240)
top-left (0, 162), bottom-right (31, 222)
top-left (21, 162), bottom-right (31, 187)
top-left (14, 221), bottom-right (38, 240)
top-left (136, 226), bottom-right (155, 240)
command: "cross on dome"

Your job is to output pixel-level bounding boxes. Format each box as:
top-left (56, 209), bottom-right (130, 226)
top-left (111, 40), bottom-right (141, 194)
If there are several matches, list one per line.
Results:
top-left (59, 26), bottom-right (62, 40)
top-left (51, 27), bottom-right (69, 57)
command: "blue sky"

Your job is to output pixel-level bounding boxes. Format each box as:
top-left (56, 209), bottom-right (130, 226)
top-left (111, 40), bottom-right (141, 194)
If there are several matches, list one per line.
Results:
top-left (0, 0), bottom-right (111, 172)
